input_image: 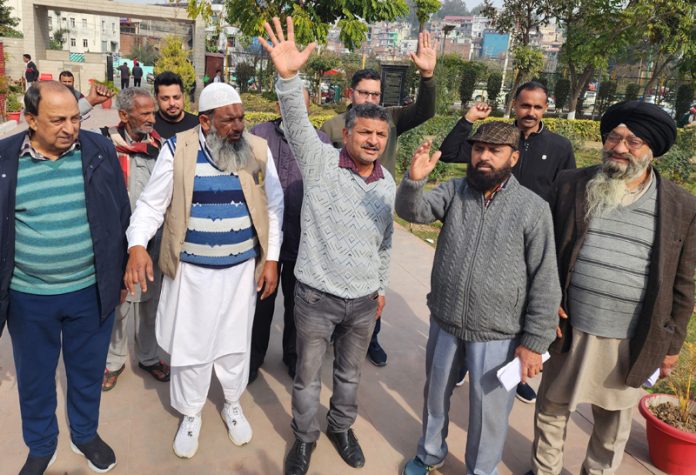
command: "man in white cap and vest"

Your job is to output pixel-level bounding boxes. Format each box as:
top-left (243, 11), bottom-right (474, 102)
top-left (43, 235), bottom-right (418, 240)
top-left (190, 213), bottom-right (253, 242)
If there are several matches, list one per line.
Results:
top-left (123, 82), bottom-right (284, 458)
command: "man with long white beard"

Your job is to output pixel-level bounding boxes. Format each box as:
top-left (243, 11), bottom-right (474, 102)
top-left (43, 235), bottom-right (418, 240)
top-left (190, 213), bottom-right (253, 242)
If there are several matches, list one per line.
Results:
top-left (529, 100), bottom-right (696, 475)
top-left (123, 82), bottom-right (284, 459)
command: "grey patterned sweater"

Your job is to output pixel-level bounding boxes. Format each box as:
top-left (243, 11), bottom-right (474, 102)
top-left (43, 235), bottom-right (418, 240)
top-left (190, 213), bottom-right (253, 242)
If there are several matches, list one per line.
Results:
top-left (276, 75), bottom-right (395, 298)
top-left (396, 174), bottom-right (561, 353)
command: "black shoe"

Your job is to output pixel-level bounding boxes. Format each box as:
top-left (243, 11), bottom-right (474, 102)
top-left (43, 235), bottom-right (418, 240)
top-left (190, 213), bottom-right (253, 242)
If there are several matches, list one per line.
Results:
top-left (516, 383), bottom-right (537, 404)
top-left (70, 434), bottom-right (116, 473)
top-left (367, 341), bottom-right (387, 367)
top-left (284, 439), bottom-right (316, 475)
top-left (248, 367), bottom-right (259, 384)
top-left (326, 428), bottom-right (365, 468)
top-left (19, 452), bottom-right (56, 475)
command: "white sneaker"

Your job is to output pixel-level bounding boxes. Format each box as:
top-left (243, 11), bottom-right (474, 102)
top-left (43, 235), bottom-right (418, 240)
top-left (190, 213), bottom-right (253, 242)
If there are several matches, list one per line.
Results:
top-left (173, 414), bottom-right (202, 459)
top-left (221, 402), bottom-right (252, 446)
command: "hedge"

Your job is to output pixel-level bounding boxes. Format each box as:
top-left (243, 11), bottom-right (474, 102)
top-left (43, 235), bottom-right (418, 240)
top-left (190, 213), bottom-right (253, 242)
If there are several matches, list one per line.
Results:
top-left (245, 112), bottom-right (335, 130)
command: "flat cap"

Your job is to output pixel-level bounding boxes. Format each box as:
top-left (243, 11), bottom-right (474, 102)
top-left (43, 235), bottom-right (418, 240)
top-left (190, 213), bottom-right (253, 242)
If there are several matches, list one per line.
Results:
top-left (600, 100), bottom-right (676, 157)
top-left (467, 121), bottom-right (520, 150)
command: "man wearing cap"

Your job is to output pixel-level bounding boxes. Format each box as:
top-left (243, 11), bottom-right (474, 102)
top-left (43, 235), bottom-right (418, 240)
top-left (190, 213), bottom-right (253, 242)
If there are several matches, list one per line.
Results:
top-left (529, 100), bottom-right (696, 475)
top-left (123, 82), bottom-right (284, 459)
top-left (396, 121), bottom-right (561, 475)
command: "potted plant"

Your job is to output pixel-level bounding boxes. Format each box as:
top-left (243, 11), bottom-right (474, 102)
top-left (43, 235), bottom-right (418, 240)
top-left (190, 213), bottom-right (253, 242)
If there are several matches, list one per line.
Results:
top-left (639, 342), bottom-right (696, 475)
top-left (5, 92), bottom-right (22, 123)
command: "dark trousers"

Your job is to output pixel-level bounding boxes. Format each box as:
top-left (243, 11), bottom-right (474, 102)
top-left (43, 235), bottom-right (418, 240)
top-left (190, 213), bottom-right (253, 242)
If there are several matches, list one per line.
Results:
top-left (7, 285), bottom-right (114, 456)
top-left (250, 259), bottom-right (297, 372)
top-left (291, 282), bottom-right (378, 442)
top-left (370, 318), bottom-right (381, 347)
top-left (133, 78), bottom-right (141, 87)
top-left (121, 78), bottom-right (129, 89)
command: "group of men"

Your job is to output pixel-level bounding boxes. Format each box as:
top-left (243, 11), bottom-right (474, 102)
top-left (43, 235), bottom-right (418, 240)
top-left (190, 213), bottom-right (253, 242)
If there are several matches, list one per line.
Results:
top-left (1, 16), bottom-right (694, 475)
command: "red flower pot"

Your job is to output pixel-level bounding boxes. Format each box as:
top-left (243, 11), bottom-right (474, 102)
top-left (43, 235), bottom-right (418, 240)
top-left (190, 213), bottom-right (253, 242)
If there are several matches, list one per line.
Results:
top-left (639, 394), bottom-right (696, 475)
top-left (7, 111), bottom-right (20, 122)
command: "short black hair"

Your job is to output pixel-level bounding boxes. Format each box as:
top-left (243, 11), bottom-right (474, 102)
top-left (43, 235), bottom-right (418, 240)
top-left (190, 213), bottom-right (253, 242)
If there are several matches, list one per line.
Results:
top-left (345, 103), bottom-right (390, 131)
top-left (23, 53), bottom-right (31, 60)
top-left (514, 81), bottom-right (548, 101)
top-left (154, 71), bottom-right (184, 96)
top-left (59, 71), bottom-right (74, 80)
top-left (351, 69), bottom-right (380, 89)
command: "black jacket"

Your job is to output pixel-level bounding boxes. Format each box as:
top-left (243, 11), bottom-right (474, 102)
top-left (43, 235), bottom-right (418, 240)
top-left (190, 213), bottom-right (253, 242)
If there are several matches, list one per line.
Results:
top-left (0, 131), bottom-right (131, 335)
top-left (439, 118), bottom-right (575, 201)
top-left (132, 65), bottom-right (143, 79)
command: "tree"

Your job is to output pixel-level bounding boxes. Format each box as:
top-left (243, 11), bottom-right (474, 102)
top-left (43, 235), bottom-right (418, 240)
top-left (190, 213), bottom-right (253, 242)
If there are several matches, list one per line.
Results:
top-left (459, 61), bottom-right (487, 107)
top-left (415, 0), bottom-right (442, 32)
top-left (595, 79), bottom-right (617, 116)
top-left (0, 0), bottom-right (20, 37)
top-left (235, 62), bottom-right (255, 93)
top-left (48, 28), bottom-right (70, 50)
top-left (434, 0), bottom-right (469, 18)
top-left (209, 0), bottom-right (410, 51)
top-left (154, 37), bottom-right (196, 98)
top-left (128, 42), bottom-right (160, 66)
top-left (550, 0), bottom-right (637, 119)
top-left (486, 72), bottom-right (503, 107)
top-left (305, 53), bottom-right (340, 104)
top-left (630, 1), bottom-right (696, 97)
top-left (554, 78), bottom-right (570, 110)
top-left (624, 83), bottom-right (640, 101)
top-left (481, 0), bottom-right (552, 115)
top-left (675, 83), bottom-right (694, 119)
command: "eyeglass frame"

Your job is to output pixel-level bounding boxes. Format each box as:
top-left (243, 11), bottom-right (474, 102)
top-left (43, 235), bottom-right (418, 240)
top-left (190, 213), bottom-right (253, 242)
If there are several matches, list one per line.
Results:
top-left (354, 89), bottom-right (382, 100)
top-left (603, 131), bottom-right (647, 151)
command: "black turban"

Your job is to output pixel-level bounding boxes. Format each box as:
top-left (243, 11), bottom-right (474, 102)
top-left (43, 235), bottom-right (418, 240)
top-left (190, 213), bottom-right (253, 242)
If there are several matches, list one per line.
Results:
top-left (600, 100), bottom-right (677, 157)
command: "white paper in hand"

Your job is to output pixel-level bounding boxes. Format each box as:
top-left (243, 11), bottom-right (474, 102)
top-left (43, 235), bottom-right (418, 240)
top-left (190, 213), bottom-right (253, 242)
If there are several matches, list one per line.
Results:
top-left (496, 352), bottom-right (551, 391)
top-left (643, 368), bottom-right (660, 388)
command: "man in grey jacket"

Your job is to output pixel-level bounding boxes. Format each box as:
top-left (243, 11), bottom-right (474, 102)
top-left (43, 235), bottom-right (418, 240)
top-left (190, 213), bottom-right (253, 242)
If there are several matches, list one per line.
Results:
top-left (396, 121), bottom-right (561, 475)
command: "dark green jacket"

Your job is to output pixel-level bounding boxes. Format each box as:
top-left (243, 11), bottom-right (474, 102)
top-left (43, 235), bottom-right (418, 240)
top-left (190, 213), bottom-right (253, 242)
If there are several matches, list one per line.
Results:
top-left (320, 77), bottom-right (436, 175)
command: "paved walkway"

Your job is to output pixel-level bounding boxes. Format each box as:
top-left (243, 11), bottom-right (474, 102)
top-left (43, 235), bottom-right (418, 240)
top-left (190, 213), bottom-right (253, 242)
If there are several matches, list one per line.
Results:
top-left (0, 106), bottom-right (664, 475)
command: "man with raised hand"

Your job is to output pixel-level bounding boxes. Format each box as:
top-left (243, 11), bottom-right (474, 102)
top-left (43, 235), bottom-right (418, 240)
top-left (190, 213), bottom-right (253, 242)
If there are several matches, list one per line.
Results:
top-left (260, 17), bottom-right (395, 475)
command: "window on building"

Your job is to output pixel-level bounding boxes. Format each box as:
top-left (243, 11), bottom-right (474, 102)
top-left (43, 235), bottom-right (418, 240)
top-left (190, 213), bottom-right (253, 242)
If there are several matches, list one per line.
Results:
top-left (82, 19), bottom-right (87, 29)
top-left (70, 38), bottom-right (76, 47)
top-left (83, 39), bottom-right (88, 48)
top-left (112, 23), bottom-right (116, 34)
top-left (70, 17), bottom-right (75, 28)
top-left (102, 41), bottom-right (107, 52)
top-left (102, 20), bottom-right (105, 32)
top-left (48, 17), bottom-right (52, 30)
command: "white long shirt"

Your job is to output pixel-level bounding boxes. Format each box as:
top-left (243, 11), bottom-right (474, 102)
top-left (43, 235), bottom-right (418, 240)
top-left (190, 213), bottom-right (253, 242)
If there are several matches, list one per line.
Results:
top-left (126, 128), bottom-right (284, 260)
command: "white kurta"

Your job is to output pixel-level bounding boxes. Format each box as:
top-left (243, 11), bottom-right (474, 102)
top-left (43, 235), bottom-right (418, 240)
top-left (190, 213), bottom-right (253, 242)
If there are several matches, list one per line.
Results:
top-left (125, 129), bottom-right (284, 367)
top-left (157, 259), bottom-right (256, 366)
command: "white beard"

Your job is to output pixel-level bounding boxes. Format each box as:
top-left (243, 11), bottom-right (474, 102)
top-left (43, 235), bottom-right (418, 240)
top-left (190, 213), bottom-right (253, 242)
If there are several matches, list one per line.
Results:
top-left (205, 128), bottom-right (254, 173)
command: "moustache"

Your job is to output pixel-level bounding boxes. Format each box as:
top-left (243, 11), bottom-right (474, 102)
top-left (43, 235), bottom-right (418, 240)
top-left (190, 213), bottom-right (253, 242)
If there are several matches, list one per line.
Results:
top-left (522, 115), bottom-right (537, 121)
top-left (361, 144), bottom-right (380, 151)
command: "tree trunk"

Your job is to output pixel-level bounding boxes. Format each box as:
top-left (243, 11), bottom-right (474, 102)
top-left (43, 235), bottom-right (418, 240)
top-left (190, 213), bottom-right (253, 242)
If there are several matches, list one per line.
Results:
top-left (642, 52), bottom-right (675, 99)
top-left (566, 65), bottom-right (595, 120)
top-left (503, 71), bottom-right (520, 118)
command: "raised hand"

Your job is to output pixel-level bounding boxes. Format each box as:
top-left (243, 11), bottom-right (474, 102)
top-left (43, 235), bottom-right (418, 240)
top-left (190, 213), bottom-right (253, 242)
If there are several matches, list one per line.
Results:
top-left (408, 140), bottom-right (442, 181)
top-left (258, 17), bottom-right (317, 79)
top-left (409, 31), bottom-right (437, 78)
top-left (465, 102), bottom-right (492, 122)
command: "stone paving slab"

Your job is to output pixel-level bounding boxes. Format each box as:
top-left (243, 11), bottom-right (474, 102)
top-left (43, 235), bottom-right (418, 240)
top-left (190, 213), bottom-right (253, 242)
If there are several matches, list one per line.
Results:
top-left (0, 106), bottom-right (665, 474)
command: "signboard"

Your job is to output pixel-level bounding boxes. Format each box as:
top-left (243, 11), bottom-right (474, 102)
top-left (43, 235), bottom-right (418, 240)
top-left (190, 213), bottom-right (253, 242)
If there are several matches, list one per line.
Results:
top-left (380, 64), bottom-right (409, 107)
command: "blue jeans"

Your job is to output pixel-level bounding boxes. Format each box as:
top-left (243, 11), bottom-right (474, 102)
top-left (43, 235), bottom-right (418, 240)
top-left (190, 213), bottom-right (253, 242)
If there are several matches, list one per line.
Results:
top-left (416, 318), bottom-right (517, 475)
top-left (291, 281), bottom-right (378, 442)
top-left (8, 285), bottom-right (114, 456)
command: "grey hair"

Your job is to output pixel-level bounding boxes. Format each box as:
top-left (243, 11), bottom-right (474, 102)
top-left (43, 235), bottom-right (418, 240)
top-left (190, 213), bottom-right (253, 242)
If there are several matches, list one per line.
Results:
top-left (115, 87), bottom-right (153, 112)
top-left (344, 103), bottom-right (390, 132)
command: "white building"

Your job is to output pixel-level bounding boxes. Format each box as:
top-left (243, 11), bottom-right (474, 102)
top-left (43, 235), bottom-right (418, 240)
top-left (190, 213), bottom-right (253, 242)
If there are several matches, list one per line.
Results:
top-left (46, 11), bottom-right (121, 53)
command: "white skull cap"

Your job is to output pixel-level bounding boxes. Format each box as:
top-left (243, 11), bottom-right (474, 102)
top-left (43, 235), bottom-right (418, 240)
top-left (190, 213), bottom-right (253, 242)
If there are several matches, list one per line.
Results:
top-left (198, 82), bottom-right (242, 112)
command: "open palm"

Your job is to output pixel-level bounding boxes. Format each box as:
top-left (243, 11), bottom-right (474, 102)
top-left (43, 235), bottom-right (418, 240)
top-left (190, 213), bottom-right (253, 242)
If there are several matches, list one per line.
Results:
top-left (259, 17), bottom-right (316, 79)
top-left (409, 141), bottom-right (442, 181)
top-left (409, 32), bottom-right (437, 77)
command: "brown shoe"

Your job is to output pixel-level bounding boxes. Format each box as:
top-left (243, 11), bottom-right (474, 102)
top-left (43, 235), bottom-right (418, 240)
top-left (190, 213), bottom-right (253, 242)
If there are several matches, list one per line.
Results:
top-left (102, 365), bottom-right (125, 392)
top-left (138, 361), bottom-right (170, 382)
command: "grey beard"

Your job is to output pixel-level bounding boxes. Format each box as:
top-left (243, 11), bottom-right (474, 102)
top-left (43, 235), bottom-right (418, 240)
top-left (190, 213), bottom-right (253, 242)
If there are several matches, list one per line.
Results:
top-left (585, 149), bottom-right (653, 221)
top-left (205, 129), bottom-right (254, 173)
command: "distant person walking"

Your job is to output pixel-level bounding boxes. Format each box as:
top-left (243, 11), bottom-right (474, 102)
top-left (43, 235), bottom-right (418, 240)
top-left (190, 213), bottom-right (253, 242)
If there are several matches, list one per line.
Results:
top-left (132, 61), bottom-right (143, 88)
top-left (213, 69), bottom-right (222, 83)
top-left (23, 54), bottom-right (39, 91)
top-left (119, 63), bottom-right (130, 90)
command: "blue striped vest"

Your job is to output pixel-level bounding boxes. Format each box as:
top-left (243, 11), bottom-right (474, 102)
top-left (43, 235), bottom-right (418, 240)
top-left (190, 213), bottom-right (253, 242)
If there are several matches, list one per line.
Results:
top-left (179, 148), bottom-right (258, 268)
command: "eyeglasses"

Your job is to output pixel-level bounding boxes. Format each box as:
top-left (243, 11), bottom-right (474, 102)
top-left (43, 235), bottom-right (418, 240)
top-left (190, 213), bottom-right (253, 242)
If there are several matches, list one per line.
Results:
top-left (355, 89), bottom-right (381, 99)
top-left (604, 132), bottom-right (646, 151)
